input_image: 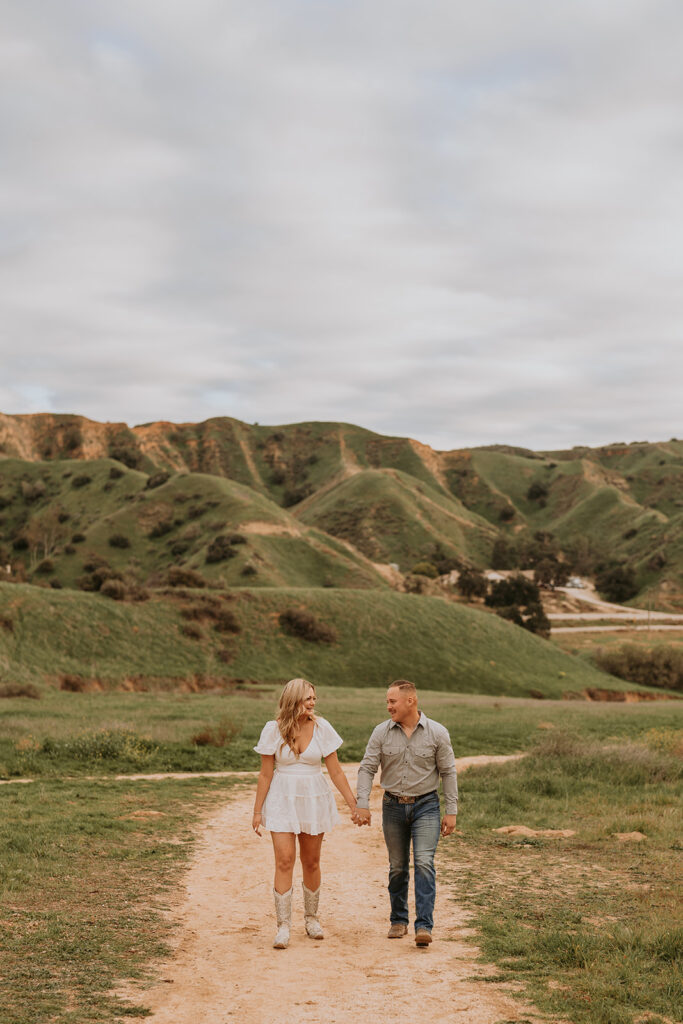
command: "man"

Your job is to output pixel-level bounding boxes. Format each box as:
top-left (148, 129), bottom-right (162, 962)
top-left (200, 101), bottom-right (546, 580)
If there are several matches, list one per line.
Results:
top-left (355, 680), bottom-right (457, 947)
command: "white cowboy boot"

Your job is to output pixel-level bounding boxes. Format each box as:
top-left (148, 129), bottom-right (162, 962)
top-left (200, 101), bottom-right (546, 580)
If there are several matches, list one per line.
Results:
top-left (302, 883), bottom-right (324, 940)
top-left (273, 887), bottom-right (292, 948)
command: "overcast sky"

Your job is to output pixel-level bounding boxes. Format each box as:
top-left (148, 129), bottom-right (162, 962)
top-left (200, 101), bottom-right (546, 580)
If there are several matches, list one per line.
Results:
top-left (1, 1), bottom-right (681, 452)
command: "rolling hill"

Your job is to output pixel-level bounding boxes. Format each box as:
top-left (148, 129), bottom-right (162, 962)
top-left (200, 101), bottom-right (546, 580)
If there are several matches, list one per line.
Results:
top-left (0, 412), bottom-right (680, 608)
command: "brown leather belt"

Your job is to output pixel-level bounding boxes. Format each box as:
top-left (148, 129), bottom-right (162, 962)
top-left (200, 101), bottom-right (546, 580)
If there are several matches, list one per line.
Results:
top-left (385, 790), bottom-right (437, 805)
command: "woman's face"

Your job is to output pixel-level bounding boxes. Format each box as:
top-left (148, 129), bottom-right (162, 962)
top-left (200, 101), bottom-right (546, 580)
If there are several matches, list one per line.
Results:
top-left (301, 687), bottom-right (316, 716)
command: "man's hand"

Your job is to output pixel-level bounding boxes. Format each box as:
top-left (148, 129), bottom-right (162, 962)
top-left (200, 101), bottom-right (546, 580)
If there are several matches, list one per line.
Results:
top-left (353, 807), bottom-right (371, 827)
top-left (440, 814), bottom-right (457, 837)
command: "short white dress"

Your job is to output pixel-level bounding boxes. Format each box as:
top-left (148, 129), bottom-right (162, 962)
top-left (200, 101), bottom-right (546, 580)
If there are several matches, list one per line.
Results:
top-left (254, 718), bottom-right (343, 835)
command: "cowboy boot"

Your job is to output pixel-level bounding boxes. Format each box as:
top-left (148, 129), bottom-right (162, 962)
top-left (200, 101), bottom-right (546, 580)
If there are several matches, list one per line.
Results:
top-left (302, 883), bottom-right (324, 940)
top-left (273, 887), bottom-right (292, 948)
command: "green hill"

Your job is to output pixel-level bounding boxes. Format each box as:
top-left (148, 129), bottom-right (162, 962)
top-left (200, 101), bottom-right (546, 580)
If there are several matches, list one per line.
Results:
top-left (0, 581), bottom-right (630, 699)
top-left (1, 413), bottom-right (682, 608)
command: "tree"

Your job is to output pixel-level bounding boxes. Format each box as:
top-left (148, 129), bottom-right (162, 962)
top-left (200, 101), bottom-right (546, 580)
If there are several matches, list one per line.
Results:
top-left (534, 558), bottom-right (570, 590)
top-left (24, 507), bottom-right (69, 569)
top-left (491, 538), bottom-right (518, 570)
top-left (455, 568), bottom-right (489, 599)
top-left (595, 564), bottom-right (639, 604)
top-left (485, 574), bottom-right (540, 608)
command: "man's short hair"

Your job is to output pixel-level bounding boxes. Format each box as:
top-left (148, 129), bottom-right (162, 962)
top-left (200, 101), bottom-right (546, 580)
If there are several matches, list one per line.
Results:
top-left (388, 680), bottom-right (417, 695)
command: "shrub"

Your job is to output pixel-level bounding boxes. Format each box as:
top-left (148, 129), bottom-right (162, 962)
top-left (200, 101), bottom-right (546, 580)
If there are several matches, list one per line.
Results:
top-left (217, 647), bottom-right (234, 664)
top-left (12, 537), bottom-right (29, 551)
top-left (146, 471), bottom-right (170, 490)
top-left (213, 609), bottom-right (241, 634)
top-left (279, 609), bottom-right (337, 644)
top-left (270, 469), bottom-right (286, 486)
top-left (166, 566), bottom-right (207, 588)
top-left (60, 674), bottom-right (88, 692)
top-left (593, 644), bottom-right (683, 692)
top-left (229, 533), bottom-right (247, 545)
top-left (100, 579), bottom-right (127, 601)
top-left (410, 561), bottom-right (439, 578)
top-left (526, 481), bottom-right (548, 502)
top-left (35, 559), bottom-right (55, 574)
top-left (41, 729), bottom-right (157, 765)
top-left (206, 536), bottom-right (238, 564)
top-left (149, 518), bottom-right (174, 538)
top-left (71, 532), bottom-right (86, 544)
top-left (57, 511), bottom-right (71, 523)
top-left (109, 446), bottom-right (140, 469)
top-left (241, 564), bottom-right (257, 577)
top-left (0, 683), bottom-right (40, 699)
top-left (180, 622), bottom-right (204, 640)
top-left (108, 534), bottom-right (131, 549)
top-left (49, 579), bottom-right (63, 589)
top-left (71, 475), bottom-right (92, 489)
top-left (282, 485), bottom-right (313, 507)
top-left (191, 717), bottom-right (241, 747)
top-left (171, 540), bottom-right (190, 556)
top-left (0, 615), bottom-right (14, 633)
top-left (64, 545), bottom-right (76, 555)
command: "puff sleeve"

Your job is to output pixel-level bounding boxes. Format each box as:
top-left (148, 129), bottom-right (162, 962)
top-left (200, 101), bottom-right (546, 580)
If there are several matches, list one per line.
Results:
top-left (316, 718), bottom-right (343, 757)
top-left (254, 720), bottom-right (281, 755)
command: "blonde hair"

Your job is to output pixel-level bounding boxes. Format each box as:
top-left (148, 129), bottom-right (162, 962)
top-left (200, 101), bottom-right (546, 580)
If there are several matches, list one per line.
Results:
top-left (277, 678), bottom-right (317, 756)
top-left (389, 679), bottom-right (417, 696)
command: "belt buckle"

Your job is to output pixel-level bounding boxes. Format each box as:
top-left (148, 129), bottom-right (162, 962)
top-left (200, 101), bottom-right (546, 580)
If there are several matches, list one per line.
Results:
top-left (398, 794), bottom-right (416, 804)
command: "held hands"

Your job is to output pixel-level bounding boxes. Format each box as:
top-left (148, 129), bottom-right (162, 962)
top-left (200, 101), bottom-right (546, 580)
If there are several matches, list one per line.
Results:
top-left (252, 811), bottom-right (262, 836)
top-left (351, 805), bottom-right (371, 827)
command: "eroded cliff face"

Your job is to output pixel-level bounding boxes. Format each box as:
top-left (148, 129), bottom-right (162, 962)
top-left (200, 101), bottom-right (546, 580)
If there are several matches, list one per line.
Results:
top-left (0, 412), bottom-right (120, 462)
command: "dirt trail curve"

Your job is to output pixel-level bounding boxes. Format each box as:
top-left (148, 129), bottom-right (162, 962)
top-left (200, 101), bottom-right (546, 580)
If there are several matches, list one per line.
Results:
top-left (125, 757), bottom-right (534, 1024)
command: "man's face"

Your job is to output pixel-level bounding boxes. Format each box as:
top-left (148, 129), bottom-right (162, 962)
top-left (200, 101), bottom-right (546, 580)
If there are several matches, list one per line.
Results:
top-left (386, 686), bottom-right (414, 724)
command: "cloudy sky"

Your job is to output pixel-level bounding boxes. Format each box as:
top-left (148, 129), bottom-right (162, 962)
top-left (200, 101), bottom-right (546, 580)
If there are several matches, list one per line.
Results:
top-left (1, 1), bottom-right (681, 451)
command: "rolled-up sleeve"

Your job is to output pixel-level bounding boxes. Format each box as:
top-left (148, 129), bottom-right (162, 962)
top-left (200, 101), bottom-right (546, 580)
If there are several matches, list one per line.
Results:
top-left (435, 727), bottom-right (458, 815)
top-left (356, 724), bottom-right (384, 808)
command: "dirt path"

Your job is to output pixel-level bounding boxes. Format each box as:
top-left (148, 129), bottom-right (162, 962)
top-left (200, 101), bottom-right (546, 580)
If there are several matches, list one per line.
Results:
top-left (125, 758), bottom-right (534, 1024)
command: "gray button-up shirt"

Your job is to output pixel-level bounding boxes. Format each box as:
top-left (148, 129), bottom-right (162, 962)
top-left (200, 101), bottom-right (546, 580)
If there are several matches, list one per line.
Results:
top-left (356, 712), bottom-right (458, 815)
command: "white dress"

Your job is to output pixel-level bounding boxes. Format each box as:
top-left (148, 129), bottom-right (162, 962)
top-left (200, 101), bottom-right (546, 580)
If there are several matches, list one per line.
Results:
top-left (254, 718), bottom-right (343, 835)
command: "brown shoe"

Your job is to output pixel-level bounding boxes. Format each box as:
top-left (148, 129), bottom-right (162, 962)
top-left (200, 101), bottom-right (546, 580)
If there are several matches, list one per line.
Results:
top-left (415, 929), bottom-right (432, 947)
top-left (387, 923), bottom-right (408, 938)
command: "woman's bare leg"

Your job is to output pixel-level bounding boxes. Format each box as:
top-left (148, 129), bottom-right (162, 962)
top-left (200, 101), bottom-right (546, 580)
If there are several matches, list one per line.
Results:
top-left (271, 832), bottom-right (297, 893)
top-left (298, 833), bottom-right (324, 891)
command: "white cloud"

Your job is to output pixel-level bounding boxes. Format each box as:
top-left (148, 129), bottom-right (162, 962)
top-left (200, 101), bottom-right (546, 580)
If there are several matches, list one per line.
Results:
top-left (0, 0), bottom-right (681, 450)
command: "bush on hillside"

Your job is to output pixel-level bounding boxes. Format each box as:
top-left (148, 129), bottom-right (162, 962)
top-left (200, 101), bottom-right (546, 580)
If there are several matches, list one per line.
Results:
top-left (592, 644), bottom-right (683, 692)
top-left (526, 481), bottom-right (548, 503)
top-left (410, 561), bottom-right (439, 578)
top-left (108, 534), bottom-right (131, 549)
top-left (495, 602), bottom-right (551, 638)
top-left (100, 579), bottom-right (127, 601)
top-left (71, 475), bottom-right (92, 489)
top-left (0, 682), bottom-right (41, 699)
top-left (206, 536), bottom-right (238, 564)
top-left (279, 609), bottom-right (337, 644)
top-left (21, 479), bottom-right (46, 503)
top-left (146, 471), bottom-right (170, 490)
top-left (166, 566), bottom-right (207, 588)
top-left (595, 563), bottom-right (639, 603)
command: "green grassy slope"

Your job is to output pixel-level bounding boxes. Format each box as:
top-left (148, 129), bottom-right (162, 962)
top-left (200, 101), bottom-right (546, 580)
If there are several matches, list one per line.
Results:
top-left (0, 459), bottom-right (386, 590)
top-left (1, 415), bottom-right (682, 604)
top-left (0, 581), bottom-right (641, 699)
top-left (297, 468), bottom-right (496, 568)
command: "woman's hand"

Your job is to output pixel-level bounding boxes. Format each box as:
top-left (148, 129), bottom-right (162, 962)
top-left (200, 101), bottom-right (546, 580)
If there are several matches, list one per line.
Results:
top-left (252, 811), bottom-right (263, 836)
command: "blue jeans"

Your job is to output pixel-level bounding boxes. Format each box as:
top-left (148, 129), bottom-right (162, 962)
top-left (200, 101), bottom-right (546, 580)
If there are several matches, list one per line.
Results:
top-left (382, 791), bottom-right (441, 933)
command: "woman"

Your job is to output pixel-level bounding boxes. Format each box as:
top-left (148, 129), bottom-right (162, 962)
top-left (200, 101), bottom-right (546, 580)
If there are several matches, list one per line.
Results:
top-left (252, 678), bottom-right (358, 948)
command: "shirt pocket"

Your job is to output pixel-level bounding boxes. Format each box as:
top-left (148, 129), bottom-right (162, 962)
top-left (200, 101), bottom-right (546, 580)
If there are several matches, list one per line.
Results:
top-left (412, 740), bottom-right (438, 768)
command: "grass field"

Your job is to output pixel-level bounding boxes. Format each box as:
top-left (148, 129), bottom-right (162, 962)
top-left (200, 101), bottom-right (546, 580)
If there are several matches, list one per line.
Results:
top-left (1, 690), bottom-right (681, 1023)
top-left (2, 683), bottom-right (682, 779)
top-left (446, 730), bottom-right (682, 1024)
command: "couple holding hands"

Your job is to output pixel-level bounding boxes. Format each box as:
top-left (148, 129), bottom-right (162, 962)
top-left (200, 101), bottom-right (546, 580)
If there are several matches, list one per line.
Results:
top-left (252, 677), bottom-right (458, 949)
